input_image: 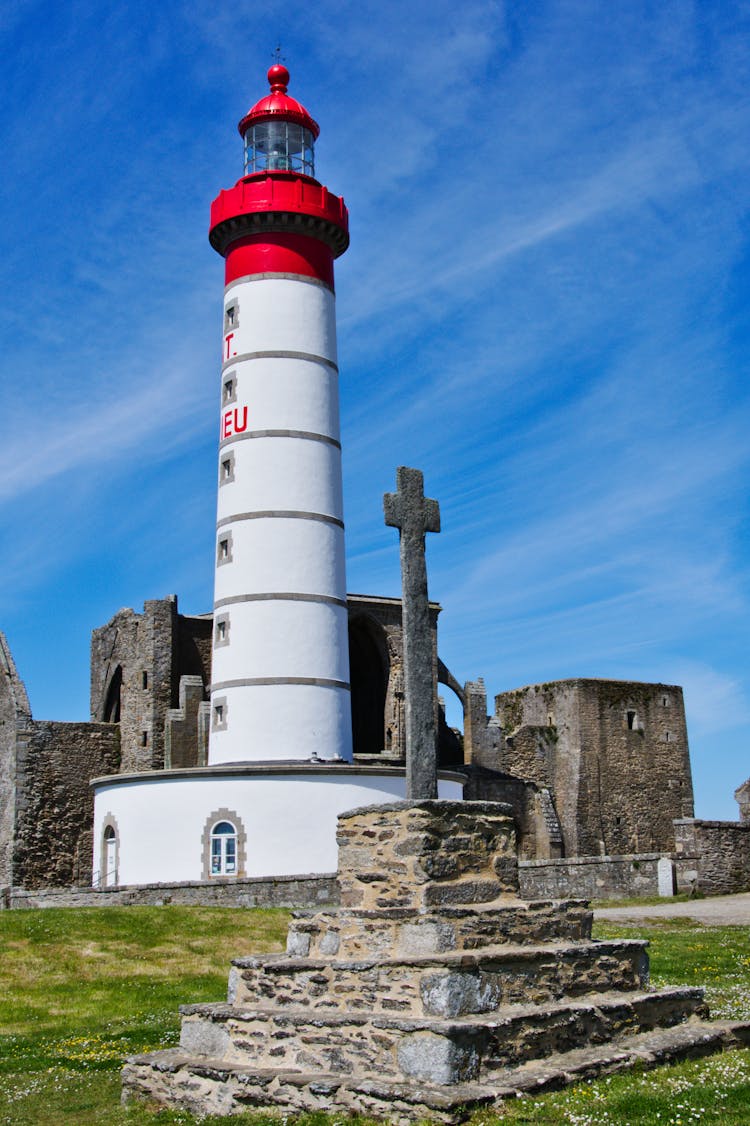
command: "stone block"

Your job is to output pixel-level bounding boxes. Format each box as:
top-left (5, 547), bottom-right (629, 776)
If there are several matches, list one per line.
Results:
top-left (657, 857), bottom-right (675, 896)
top-left (180, 1016), bottom-right (232, 1059)
top-left (397, 1032), bottom-right (478, 1084)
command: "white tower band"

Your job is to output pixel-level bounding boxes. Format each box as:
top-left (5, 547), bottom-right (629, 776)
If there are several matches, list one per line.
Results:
top-left (207, 65), bottom-right (352, 765)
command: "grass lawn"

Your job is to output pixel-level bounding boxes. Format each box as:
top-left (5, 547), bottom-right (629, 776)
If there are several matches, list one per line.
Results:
top-left (0, 907), bottom-right (748, 1123)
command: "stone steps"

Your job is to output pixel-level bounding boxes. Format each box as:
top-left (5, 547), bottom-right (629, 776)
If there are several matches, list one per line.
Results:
top-left (122, 800), bottom-right (749, 1121)
top-left (177, 985), bottom-right (708, 1080)
top-left (123, 1019), bottom-right (750, 1122)
top-left (230, 938), bottom-right (650, 1015)
top-left (286, 898), bottom-right (593, 959)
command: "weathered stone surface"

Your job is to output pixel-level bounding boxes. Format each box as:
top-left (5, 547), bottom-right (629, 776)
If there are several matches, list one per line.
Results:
top-left (735, 777), bottom-right (750, 823)
top-left (674, 819), bottom-right (750, 896)
top-left (180, 1017), bottom-right (233, 1059)
top-left (397, 1031), bottom-right (478, 1084)
top-left (231, 940), bottom-right (648, 1016)
top-left (658, 856), bottom-right (676, 896)
top-left (519, 852), bottom-right (666, 900)
top-left (337, 801), bottom-right (518, 911)
top-left (13, 721), bottom-right (120, 888)
top-left (0, 631), bottom-right (31, 887)
top-left (285, 898), bottom-right (593, 961)
top-left (5, 872), bottom-right (337, 910)
top-left (496, 679), bottom-right (695, 857)
top-left (384, 467), bottom-right (441, 799)
top-left (123, 1018), bottom-right (750, 1122)
top-left (123, 801), bottom-right (749, 1122)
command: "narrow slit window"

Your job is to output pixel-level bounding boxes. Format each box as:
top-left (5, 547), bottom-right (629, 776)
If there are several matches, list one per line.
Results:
top-left (215, 616), bottom-right (229, 647)
top-left (142, 671), bottom-right (148, 690)
top-left (627, 711), bottom-right (636, 730)
top-left (141, 731), bottom-right (148, 747)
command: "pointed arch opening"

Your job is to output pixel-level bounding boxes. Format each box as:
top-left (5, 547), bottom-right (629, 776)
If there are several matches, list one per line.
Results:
top-left (102, 665), bottom-right (123, 723)
top-left (348, 615), bottom-right (389, 757)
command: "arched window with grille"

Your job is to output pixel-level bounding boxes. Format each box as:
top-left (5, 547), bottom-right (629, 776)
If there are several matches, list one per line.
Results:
top-left (210, 820), bottom-right (237, 876)
top-left (201, 809), bottom-right (247, 879)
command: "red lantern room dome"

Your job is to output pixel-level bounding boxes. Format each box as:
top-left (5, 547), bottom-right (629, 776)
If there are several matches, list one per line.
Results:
top-left (238, 65), bottom-right (320, 140)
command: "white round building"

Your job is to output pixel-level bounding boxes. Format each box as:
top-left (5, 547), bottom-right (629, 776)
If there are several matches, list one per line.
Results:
top-left (91, 66), bottom-right (462, 888)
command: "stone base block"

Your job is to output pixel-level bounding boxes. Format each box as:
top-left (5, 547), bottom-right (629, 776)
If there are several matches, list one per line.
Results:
top-left (175, 986), bottom-right (708, 1080)
top-left (230, 939), bottom-right (649, 1016)
top-left (123, 1020), bottom-right (750, 1122)
top-left (336, 801), bottom-right (519, 910)
top-left (285, 898), bottom-right (593, 960)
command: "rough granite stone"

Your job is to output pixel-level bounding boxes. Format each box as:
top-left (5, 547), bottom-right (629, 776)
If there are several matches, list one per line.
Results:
top-left (122, 801), bottom-right (750, 1121)
top-left (384, 467), bottom-right (441, 799)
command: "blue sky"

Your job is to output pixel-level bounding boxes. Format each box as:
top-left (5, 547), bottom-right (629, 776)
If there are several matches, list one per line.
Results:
top-left (1, 0), bottom-right (749, 819)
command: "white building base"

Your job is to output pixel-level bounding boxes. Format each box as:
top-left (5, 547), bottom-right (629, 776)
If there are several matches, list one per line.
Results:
top-left (91, 765), bottom-right (464, 887)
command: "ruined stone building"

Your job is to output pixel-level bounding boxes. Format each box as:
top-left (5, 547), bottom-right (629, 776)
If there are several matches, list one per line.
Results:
top-left (1, 589), bottom-right (712, 892)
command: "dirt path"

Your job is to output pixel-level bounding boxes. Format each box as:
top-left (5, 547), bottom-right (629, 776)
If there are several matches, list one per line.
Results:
top-left (594, 891), bottom-right (750, 926)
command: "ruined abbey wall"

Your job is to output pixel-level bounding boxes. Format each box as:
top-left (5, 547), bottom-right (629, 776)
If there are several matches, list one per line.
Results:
top-left (13, 721), bottom-right (120, 888)
top-left (2, 609), bottom-right (713, 894)
top-left (90, 597), bottom-right (212, 774)
top-left (1, 632), bottom-right (121, 889)
top-left (496, 680), bottom-right (695, 858)
top-left (0, 633), bottom-right (31, 885)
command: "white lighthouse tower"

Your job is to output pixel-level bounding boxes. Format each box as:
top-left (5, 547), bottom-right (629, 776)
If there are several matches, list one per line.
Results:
top-left (208, 64), bottom-right (352, 765)
top-left (90, 68), bottom-right (464, 889)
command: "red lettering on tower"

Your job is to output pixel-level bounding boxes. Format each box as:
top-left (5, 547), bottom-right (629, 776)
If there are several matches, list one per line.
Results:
top-left (221, 406), bottom-right (248, 439)
top-left (224, 332), bottom-right (236, 360)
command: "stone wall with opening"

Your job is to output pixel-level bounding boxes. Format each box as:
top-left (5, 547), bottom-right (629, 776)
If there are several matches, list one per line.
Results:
top-left (495, 680), bottom-right (695, 858)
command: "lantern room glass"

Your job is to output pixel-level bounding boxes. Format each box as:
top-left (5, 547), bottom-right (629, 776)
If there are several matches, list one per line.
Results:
top-left (244, 121), bottom-right (315, 177)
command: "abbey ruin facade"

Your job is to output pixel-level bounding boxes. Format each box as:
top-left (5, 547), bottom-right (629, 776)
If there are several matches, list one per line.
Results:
top-left (6, 589), bottom-right (745, 902)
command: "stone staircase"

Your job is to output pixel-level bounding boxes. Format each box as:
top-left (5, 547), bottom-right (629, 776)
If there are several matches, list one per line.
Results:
top-left (123, 800), bottom-right (750, 1120)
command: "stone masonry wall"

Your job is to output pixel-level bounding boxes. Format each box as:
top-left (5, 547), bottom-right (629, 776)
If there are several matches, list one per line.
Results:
top-left (91, 597), bottom-right (180, 773)
top-left (518, 854), bottom-right (665, 900)
top-left (0, 632), bottom-right (32, 886)
top-left (674, 819), bottom-right (750, 896)
top-left (5, 873), bottom-right (338, 910)
top-left (496, 680), bottom-right (694, 858)
top-left (13, 721), bottom-right (120, 888)
top-left (461, 768), bottom-right (563, 860)
top-left (735, 779), bottom-right (750, 823)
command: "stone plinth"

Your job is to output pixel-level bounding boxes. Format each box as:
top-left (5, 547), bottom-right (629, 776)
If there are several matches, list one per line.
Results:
top-left (123, 800), bottom-right (750, 1121)
top-left (336, 800), bottom-right (518, 910)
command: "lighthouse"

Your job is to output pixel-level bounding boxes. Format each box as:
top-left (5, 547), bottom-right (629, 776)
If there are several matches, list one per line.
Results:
top-left (207, 64), bottom-right (352, 765)
top-left (90, 68), bottom-right (464, 888)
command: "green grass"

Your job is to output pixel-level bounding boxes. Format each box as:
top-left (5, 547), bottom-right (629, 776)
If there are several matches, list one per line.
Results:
top-left (0, 906), bottom-right (289, 1124)
top-left (591, 893), bottom-right (701, 908)
top-left (0, 908), bottom-right (748, 1123)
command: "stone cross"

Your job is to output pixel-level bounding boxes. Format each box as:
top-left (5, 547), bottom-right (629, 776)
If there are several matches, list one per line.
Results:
top-left (384, 467), bottom-right (441, 799)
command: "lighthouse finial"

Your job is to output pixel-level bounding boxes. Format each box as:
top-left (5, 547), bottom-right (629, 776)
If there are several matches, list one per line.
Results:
top-left (268, 45), bottom-right (289, 93)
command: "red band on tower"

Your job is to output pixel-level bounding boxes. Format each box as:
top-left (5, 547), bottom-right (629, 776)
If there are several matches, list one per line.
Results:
top-left (224, 232), bottom-right (335, 288)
